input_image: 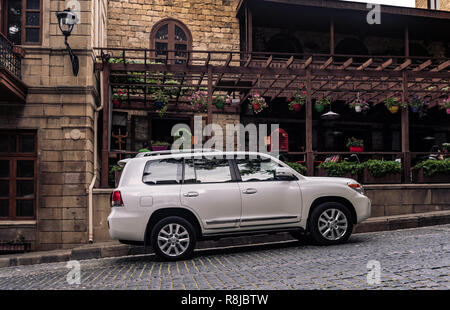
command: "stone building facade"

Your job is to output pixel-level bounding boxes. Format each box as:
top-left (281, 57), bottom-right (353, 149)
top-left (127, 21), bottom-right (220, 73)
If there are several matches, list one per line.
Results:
top-left (416, 0), bottom-right (450, 11)
top-left (0, 0), bottom-right (449, 251)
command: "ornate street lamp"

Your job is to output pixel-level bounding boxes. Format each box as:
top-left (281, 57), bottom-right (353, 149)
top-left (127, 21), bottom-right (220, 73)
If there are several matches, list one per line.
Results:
top-left (56, 8), bottom-right (79, 76)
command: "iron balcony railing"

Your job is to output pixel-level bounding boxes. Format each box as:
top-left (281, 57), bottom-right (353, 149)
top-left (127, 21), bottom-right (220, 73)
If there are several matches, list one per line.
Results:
top-left (0, 33), bottom-right (22, 79)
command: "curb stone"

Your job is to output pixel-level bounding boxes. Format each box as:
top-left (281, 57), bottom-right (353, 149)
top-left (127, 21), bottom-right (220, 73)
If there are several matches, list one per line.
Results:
top-left (0, 211), bottom-right (449, 268)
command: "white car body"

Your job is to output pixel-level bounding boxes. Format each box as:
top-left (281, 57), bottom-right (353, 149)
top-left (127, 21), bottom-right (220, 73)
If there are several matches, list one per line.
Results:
top-left (108, 151), bottom-right (371, 248)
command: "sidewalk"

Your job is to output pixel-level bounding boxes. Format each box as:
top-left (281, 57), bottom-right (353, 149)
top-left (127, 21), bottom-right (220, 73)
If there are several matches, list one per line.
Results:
top-left (1, 210), bottom-right (449, 268)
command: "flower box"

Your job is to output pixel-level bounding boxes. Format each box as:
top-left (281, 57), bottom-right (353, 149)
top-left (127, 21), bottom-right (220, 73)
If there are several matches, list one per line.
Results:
top-left (362, 167), bottom-right (401, 184)
top-left (151, 145), bottom-right (169, 151)
top-left (349, 146), bottom-right (363, 153)
top-left (412, 168), bottom-right (450, 183)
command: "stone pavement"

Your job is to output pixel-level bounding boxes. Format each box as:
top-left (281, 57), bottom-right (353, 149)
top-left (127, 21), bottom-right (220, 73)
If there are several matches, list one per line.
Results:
top-left (0, 225), bottom-right (448, 290)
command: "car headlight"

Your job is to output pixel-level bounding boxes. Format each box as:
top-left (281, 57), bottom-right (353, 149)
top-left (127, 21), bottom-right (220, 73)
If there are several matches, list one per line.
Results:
top-left (348, 182), bottom-right (364, 195)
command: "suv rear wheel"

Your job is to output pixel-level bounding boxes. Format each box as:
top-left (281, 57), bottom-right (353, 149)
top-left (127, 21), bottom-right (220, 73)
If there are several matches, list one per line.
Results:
top-left (308, 202), bottom-right (353, 245)
top-left (151, 216), bottom-right (196, 261)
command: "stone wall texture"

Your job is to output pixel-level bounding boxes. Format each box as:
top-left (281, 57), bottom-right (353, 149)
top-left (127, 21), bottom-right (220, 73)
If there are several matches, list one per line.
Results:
top-left (107, 0), bottom-right (240, 51)
top-left (416, 0), bottom-right (450, 10)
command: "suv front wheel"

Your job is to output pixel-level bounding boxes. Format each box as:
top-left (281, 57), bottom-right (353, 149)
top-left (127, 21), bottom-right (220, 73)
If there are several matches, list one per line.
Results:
top-left (308, 202), bottom-right (353, 245)
top-left (151, 216), bottom-right (196, 261)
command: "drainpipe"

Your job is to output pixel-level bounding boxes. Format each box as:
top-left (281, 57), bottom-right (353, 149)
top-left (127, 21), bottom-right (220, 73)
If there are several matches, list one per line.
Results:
top-left (88, 72), bottom-right (105, 244)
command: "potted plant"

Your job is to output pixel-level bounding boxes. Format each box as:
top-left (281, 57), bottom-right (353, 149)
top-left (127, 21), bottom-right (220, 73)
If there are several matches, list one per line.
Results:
top-left (212, 95), bottom-right (232, 110)
top-left (348, 98), bottom-right (369, 113)
top-left (409, 95), bottom-right (425, 113)
top-left (346, 137), bottom-right (364, 152)
top-left (288, 91), bottom-right (306, 112)
top-left (151, 140), bottom-right (170, 152)
top-left (317, 161), bottom-right (363, 181)
top-left (109, 165), bottom-right (123, 188)
top-left (362, 160), bottom-right (402, 184)
top-left (384, 96), bottom-right (407, 114)
top-left (440, 97), bottom-right (450, 115)
top-left (112, 89), bottom-right (127, 107)
top-left (315, 96), bottom-right (331, 112)
top-left (190, 90), bottom-right (208, 112)
top-left (286, 162), bottom-right (307, 175)
top-left (442, 143), bottom-right (450, 153)
top-left (250, 93), bottom-right (268, 114)
top-left (412, 159), bottom-right (450, 183)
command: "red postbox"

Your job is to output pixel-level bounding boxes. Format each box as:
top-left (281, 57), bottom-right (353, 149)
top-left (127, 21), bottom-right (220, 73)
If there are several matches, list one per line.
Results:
top-left (268, 128), bottom-right (289, 152)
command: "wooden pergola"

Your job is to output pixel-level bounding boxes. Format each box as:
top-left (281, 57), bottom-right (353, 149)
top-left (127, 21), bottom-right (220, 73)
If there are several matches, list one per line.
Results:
top-left (94, 48), bottom-right (450, 187)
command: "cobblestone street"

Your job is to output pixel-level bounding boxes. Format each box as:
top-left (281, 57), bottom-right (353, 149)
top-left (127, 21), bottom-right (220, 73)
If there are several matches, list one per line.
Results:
top-left (0, 225), bottom-right (449, 290)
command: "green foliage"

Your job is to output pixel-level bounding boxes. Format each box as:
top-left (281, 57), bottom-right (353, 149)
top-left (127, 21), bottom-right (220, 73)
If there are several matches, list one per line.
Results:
top-left (316, 96), bottom-right (331, 106)
top-left (363, 160), bottom-right (402, 177)
top-left (384, 96), bottom-right (407, 109)
top-left (286, 162), bottom-right (307, 175)
top-left (414, 159), bottom-right (450, 176)
top-left (109, 165), bottom-right (123, 178)
top-left (151, 140), bottom-right (170, 147)
top-left (318, 161), bottom-right (363, 177)
top-left (346, 137), bottom-right (364, 148)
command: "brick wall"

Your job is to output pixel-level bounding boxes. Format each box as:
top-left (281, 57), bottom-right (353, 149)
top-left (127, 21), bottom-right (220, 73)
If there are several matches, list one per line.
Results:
top-left (107, 0), bottom-right (240, 51)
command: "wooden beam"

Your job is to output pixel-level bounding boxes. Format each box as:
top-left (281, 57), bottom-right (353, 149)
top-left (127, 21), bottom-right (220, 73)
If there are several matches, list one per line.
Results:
top-left (207, 67), bottom-right (213, 125)
top-left (357, 58), bottom-right (372, 71)
top-left (340, 57), bottom-right (353, 70)
top-left (401, 71), bottom-right (410, 183)
top-left (320, 57), bottom-right (333, 70)
top-left (394, 59), bottom-right (412, 71)
top-left (303, 57), bottom-right (313, 69)
top-left (305, 68), bottom-right (313, 176)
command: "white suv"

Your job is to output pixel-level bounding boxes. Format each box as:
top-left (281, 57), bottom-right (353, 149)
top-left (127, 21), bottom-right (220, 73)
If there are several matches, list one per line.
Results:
top-left (108, 151), bottom-right (371, 260)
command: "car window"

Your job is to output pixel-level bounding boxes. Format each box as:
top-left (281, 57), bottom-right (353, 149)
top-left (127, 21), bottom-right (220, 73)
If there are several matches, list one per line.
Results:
top-left (142, 158), bottom-right (182, 185)
top-left (184, 157), bottom-right (232, 184)
top-left (236, 156), bottom-right (283, 182)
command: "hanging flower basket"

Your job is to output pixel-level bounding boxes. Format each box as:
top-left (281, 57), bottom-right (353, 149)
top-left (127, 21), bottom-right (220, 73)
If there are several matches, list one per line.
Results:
top-left (346, 137), bottom-right (364, 152)
top-left (250, 94), bottom-right (267, 114)
top-left (384, 96), bottom-right (407, 114)
top-left (112, 89), bottom-right (127, 107)
top-left (152, 89), bottom-right (169, 117)
top-left (439, 97), bottom-right (450, 114)
top-left (409, 95), bottom-right (425, 113)
top-left (288, 91), bottom-right (306, 112)
top-left (348, 98), bottom-right (370, 113)
top-left (190, 90), bottom-right (208, 112)
top-left (212, 95), bottom-right (232, 110)
top-left (315, 97), bottom-right (331, 112)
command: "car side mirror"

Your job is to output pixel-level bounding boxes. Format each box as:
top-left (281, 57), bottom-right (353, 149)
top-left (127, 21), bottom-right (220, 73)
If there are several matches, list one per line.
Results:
top-left (275, 167), bottom-right (296, 180)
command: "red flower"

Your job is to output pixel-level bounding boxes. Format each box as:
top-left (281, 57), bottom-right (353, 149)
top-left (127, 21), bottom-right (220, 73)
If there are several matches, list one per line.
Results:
top-left (301, 91), bottom-right (307, 95)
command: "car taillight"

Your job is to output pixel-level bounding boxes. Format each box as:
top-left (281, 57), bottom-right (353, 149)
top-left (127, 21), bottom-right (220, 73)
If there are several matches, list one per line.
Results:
top-left (111, 190), bottom-right (124, 207)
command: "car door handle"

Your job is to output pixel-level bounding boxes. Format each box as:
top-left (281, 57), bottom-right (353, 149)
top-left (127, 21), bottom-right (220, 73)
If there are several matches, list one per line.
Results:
top-left (183, 191), bottom-right (199, 197)
top-left (242, 188), bottom-right (257, 194)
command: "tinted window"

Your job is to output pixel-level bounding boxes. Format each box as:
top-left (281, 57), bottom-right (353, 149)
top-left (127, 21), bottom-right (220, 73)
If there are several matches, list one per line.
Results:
top-left (142, 159), bottom-right (182, 185)
top-left (184, 157), bottom-right (232, 184)
top-left (237, 156), bottom-right (282, 182)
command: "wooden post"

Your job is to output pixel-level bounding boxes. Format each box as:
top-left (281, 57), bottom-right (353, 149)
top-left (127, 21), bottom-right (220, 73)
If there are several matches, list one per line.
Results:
top-left (245, 5), bottom-right (253, 53)
top-left (101, 63), bottom-right (110, 188)
top-left (306, 68), bottom-right (314, 176)
top-left (330, 18), bottom-right (335, 55)
top-left (207, 66), bottom-right (213, 125)
top-left (401, 71), bottom-right (411, 183)
top-left (404, 24), bottom-right (409, 57)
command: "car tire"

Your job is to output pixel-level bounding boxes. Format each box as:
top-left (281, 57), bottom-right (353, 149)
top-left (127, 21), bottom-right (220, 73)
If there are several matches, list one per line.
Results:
top-left (151, 216), bottom-right (196, 261)
top-left (308, 202), bottom-right (353, 245)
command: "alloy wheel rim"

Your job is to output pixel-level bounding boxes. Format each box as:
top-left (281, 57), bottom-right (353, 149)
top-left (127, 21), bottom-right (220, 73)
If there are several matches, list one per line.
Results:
top-left (318, 208), bottom-right (348, 241)
top-left (157, 223), bottom-right (190, 257)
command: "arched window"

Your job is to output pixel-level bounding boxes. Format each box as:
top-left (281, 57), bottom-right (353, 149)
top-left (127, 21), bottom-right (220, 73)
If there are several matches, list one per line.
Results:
top-left (150, 18), bottom-right (192, 64)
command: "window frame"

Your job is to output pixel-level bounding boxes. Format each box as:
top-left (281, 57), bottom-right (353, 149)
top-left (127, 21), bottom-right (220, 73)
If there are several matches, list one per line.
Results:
top-left (183, 156), bottom-right (236, 185)
top-left (150, 18), bottom-right (192, 64)
top-left (1, 0), bottom-right (42, 45)
top-left (0, 130), bottom-right (37, 220)
top-left (233, 156), bottom-right (298, 183)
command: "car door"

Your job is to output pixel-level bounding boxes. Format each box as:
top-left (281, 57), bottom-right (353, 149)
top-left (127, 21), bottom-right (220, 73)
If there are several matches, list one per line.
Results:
top-left (180, 156), bottom-right (242, 230)
top-left (235, 155), bottom-right (302, 227)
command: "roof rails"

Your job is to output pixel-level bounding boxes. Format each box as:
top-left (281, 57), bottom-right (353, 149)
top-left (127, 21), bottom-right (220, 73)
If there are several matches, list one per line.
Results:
top-left (134, 148), bottom-right (219, 158)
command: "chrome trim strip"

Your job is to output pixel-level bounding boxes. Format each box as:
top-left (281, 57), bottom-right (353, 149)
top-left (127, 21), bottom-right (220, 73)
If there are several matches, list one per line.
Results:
top-left (240, 216), bottom-right (298, 223)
